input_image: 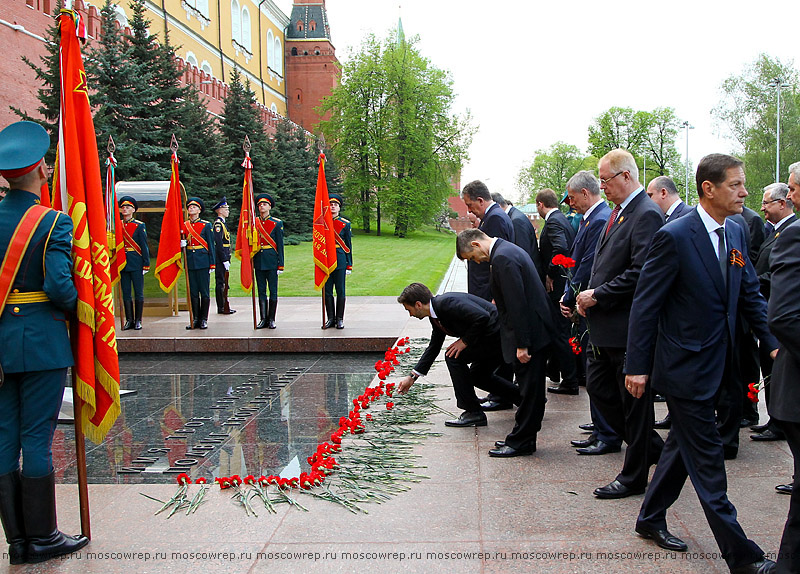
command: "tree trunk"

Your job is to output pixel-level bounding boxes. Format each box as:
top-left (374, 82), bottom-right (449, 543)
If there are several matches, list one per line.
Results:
top-left (376, 199), bottom-right (382, 236)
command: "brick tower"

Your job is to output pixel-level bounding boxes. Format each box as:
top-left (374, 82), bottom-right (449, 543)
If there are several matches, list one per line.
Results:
top-left (284, 0), bottom-right (339, 133)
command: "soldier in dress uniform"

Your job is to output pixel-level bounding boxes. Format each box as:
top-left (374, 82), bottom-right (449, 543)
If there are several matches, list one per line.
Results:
top-left (212, 197), bottom-right (235, 315)
top-left (324, 193), bottom-right (352, 329)
top-left (183, 197), bottom-right (215, 329)
top-left (118, 196), bottom-right (149, 330)
top-left (253, 193), bottom-right (284, 329)
top-left (0, 121), bottom-right (88, 564)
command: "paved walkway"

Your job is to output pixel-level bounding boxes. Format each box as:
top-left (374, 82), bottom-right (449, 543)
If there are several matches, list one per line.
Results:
top-left (17, 256), bottom-right (791, 573)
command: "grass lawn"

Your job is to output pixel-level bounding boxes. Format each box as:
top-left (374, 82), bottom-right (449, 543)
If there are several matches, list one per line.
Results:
top-left (141, 223), bottom-right (456, 298)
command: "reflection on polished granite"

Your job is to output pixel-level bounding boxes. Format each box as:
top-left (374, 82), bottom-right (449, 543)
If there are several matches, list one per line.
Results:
top-left (53, 353), bottom-right (380, 484)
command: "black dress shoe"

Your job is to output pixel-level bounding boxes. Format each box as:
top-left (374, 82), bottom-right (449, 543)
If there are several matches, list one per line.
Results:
top-left (740, 417), bottom-right (759, 428)
top-left (750, 422), bottom-right (769, 433)
top-left (577, 440), bottom-right (621, 455)
top-left (635, 523), bottom-right (688, 552)
top-left (750, 429), bottom-right (785, 441)
top-left (571, 436), bottom-right (597, 448)
top-left (578, 422), bottom-right (595, 432)
top-left (654, 416), bottom-right (672, 429)
top-left (488, 444), bottom-right (535, 457)
top-left (444, 411), bottom-right (487, 427)
top-left (494, 440), bottom-right (505, 448)
top-left (653, 394), bottom-right (666, 402)
top-left (593, 479), bottom-right (645, 499)
top-left (776, 483), bottom-right (794, 495)
top-left (547, 384), bottom-right (579, 395)
top-left (730, 558), bottom-right (777, 574)
top-left (481, 400), bottom-right (513, 411)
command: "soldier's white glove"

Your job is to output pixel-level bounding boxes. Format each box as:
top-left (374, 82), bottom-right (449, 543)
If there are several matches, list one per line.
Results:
top-left (180, 239), bottom-right (187, 248)
top-left (143, 269), bottom-right (149, 275)
top-left (223, 261), bottom-right (230, 271)
top-left (345, 270), bottom-right (352, 275)
top-left (277, 270), bottom-right (284, 275)
top-left (209, 268), bottom-right (214, 274)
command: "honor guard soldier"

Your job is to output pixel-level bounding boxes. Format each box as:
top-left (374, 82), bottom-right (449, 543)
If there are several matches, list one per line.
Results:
top-left (253, 193), bottom-right (284, 329)
top-left (118, 196), bottom-right (150, 330)
top-left (0, 121), bottom-right (89, 564)
top-left (212, 197), bottom-right (235, 315)
top-left (324, 193), bottom-right (352, 329)
top-left (183, 197), bottom-right (215, 329)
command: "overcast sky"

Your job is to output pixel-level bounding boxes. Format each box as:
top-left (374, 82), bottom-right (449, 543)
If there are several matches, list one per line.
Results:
top-left (276, 0), bottom-right (798, 203)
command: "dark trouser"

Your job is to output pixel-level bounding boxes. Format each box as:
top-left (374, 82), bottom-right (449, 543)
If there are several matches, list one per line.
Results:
top-left (586, 346), bottom-right (663, 489)
top-left (214, 267), bottom-right (231, 312)
top-left (255, 269), bottom-right (278, 301)
top-left (638, 394), bottom-right (765, 569)
top-left (120, 269), bottom-right (144, 302)
top-left (445, 339), bottom-right (521, 413)
top-left (759, 342), bottom-right (782, 434)
top-left (546, 295), bottom-right (578, 386)
top-left (0, 369), bottom-right (67, 477)
top-left (325, 269), bottom-right (347, 320)
top-left (187, 268), bottom-right (211, 298)
top-left (738, 329), bottom-right (761, 423)
top-left (504, 349), bottom-right (547, 451)
top-left (775, 418), bottom-right (800, 573)
top-left (716, 365), bottom-right (744, 455)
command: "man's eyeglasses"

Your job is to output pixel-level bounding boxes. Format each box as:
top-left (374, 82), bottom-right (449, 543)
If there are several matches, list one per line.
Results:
top-left (761, 198), bottom-right (784, 206)
top-left (600, 171), bottom-right (624, 185)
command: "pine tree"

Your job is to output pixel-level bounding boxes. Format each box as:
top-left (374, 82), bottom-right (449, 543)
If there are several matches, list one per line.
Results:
top-left (270, 119), bottom-right (316, 239)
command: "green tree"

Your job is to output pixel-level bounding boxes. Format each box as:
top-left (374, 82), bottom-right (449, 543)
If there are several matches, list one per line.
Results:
top-left (268, 119), bottom-right (316, 239)
top-left (516, 141), bottom-right (593, 200)
top-left (587, 107), bottom-right (650, 159)
top-left (713, 53), bottom-right (800, 209)
top-left (641, 107), bottom-right (682, 179)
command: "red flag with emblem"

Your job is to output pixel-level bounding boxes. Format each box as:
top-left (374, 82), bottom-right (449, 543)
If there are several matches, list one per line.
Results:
top-left (235, 151), bottom-right (258, 291)
top-left (155, 150), bottom-right (183, 292)
top-left (313, 153), bottom-right (337, 289)
top-left (55, 9), bottom-right (120, 443)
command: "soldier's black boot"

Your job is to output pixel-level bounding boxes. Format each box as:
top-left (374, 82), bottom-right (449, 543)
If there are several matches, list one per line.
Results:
top-left (133, 299), bottom-right (143, 330)
top-left (122, 300), bottom-right (134, 330)
top-left (335, 296), bottom-right (346, 329)
top-left (256, 299), bottom-right (268, 329)
top-left (216, 291), bottom-right (225, 314)
top-left (267, 299), bottom-right (277, 329)
top-left (22, 472), bottom-right (88, 564)
top-left (323, 293), bottom-right (336, 329)
top-left (186, 296), bottom-right (200, 329)
top-left (199, 297), bottom-right (210, 329)
top-left (0, 470), bottom-right (26, 565)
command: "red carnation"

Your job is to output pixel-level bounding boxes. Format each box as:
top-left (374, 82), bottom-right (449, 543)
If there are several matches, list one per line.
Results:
top-left (386, 402), bottom-right (394, 410)
top-left (176, 472), bottom-right (191, 485)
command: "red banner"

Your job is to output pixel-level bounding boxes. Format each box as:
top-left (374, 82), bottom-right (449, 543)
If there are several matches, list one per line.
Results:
top-left (155, 152), bottom-right (183, 292)
top-left (312, 154), bottom-right (337, 290)
top-left (105, 153), bottom-right (126, 285)
top-left (56, 10), bottom-right (120, 444)
top-left (235, 153), bottom-right (258, 292)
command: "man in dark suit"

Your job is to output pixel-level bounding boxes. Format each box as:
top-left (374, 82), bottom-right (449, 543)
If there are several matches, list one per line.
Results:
top-left (461, 181), bottom-right (515, 412)
top-left (768, 161), bottom-right (800, 574)
top-left (646, 175), bottom-right (691, 222)
top-left (457, 229), bottom-right (554, 457)
top-left (750, 182), bottom-right (795, 442)
top-left (575, 148), bottom-right (664, 499)
top-left (559, 171), bottom-right (621, 455)
top-left (491, 193), bottom-right (541, 275)
top-left (536, 188), bottom-right (579, 394)
top-left (395, 283), bottom-right (521, 427)
top-left (0, 121), bottom-right (88, 563)
top-left (626, 153), bottom-right (778, 573)
top-left (461, 181), bottom-right (514, 302)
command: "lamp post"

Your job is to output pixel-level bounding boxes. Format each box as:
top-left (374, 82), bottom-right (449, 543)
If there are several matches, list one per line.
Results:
top-left (682, 121), bottom-right (694, 204)
top-left (768, 76), bottom-right (790, 183)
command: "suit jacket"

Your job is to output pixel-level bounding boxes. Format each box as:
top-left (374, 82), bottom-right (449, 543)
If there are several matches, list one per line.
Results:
top-left (742, 205), bottom-right (766, 262)
top-left (539, 209), bottom-right (577, 298)
top-left (587, 190), bottom-right (664, 347)
top-left (627, 208), bottom-right (778, 400)
top-left (489, 239), bottom-right (554, 363)
top-left (563, 202), bottom-right (612, 307)
top-left (508, 205), bottom-right (541, 275)
top-left (666, 201), bottom-right (691, 222)
top-left (468, 203), bottom-right (514, 301)
top-left (754, 214), bottom-right (796, 300)
top-left (413, 293), bottom-right (502, 375)
top-left (0, 189), bottom-right (76, 373)
top-left (767, 220), bottom-right (800, 423)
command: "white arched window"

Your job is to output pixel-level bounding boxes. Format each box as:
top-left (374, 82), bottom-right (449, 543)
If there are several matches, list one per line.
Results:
top-left (267, 29), bottom-right (274, 70)
top-left (270, 103), bottom-right (278, 114)
top-left (241, 7), bottom-right (251, 51)
top-left (186, 52), bottom-right (199, 68)
top-left (196, 0), bottom-right (209, 17)
top-left (273, 37), bottom-right (281, 75)
top-left (231, 0), bottom-right (241, 44)
top-left (113, 5), bottom-right (128, 27)
top-left (201, 61), bottom-right (213, 76)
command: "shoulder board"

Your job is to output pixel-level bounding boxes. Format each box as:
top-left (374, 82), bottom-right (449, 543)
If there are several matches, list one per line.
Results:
top-left (134, 219), bottom-right (144, 225)
top-left (200, 219), bottom-right (210, 224)
top-left (271, 217), bottom-right (281, 222)
top-left (340, 218), bottom-right (350, 224)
